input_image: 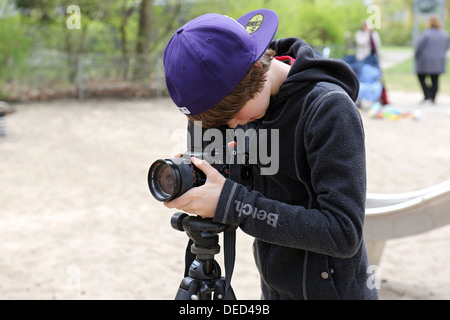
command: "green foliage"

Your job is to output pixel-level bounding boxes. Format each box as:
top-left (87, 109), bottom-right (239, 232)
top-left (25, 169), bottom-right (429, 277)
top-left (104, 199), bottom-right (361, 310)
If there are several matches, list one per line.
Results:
top-left (8, 0), bottom-right (430, 58)
top-left (373, 0), bottom-right (450, 45)
top-left (0, 15), bottom-right (34, 82)
top-left (378, 21), bottom-right (414, 46)
top-left (276, 0), bottom-right (367, 45)
top-left (3, 0), bottom-right (447, 100)
top-left (5, 0), bottom-right (448, 58)
top-left (193, 0), bottom-right (367, 45)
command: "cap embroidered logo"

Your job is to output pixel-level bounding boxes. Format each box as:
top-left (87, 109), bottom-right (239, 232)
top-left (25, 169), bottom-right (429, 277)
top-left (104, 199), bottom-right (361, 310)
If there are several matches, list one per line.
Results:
top-left (245, 14), bottom-right (264, 34)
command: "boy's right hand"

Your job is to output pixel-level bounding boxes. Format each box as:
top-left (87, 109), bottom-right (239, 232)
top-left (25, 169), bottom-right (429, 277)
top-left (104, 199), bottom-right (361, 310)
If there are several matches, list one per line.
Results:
top-left (164, 157), bottom-right (225, 219)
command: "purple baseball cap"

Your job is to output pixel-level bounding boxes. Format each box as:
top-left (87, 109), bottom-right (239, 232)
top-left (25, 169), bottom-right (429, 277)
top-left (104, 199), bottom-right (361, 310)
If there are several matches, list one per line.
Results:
top-left (163, 9), bottom-right (279, 116)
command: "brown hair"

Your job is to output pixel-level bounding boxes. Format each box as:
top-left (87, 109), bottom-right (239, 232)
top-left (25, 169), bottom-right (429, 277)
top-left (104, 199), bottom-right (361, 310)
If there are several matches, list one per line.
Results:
top-left (187, 49), bottom-right (276, 128)
top-left (428, 15), bottom-right (442, 29)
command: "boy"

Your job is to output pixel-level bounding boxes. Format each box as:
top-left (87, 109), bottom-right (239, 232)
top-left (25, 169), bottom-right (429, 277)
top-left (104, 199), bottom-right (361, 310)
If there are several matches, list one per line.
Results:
top-left (162, 9), bottom-right (378, 300)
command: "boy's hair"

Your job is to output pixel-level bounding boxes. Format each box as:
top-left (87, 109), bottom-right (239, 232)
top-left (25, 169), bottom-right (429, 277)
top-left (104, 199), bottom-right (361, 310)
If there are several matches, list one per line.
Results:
top-left (187, 49), bottom-right (276, 128)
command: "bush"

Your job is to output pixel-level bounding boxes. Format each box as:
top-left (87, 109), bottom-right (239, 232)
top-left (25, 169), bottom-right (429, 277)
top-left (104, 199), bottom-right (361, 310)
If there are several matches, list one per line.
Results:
top-left (378, 22), bottom-right (413, 46)
top-left (0, 16), bottom-right (34, 83)
top-left (276, 0), bottom-right (366, 45)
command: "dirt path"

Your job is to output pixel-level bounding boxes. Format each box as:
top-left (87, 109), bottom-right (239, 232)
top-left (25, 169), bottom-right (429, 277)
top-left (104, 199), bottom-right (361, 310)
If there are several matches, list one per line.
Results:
top-left (1, 93), bottom-right (449, 299)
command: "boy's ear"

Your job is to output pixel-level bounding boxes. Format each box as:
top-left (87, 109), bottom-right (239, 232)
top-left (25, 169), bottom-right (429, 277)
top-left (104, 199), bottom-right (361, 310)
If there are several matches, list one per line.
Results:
top-left (254, 61), bottom-right (263, 68)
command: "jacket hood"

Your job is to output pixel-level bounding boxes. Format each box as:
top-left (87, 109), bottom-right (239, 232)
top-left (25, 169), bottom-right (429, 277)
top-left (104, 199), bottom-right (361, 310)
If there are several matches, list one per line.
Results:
top-left (270, 38), bottom-right (359, 101)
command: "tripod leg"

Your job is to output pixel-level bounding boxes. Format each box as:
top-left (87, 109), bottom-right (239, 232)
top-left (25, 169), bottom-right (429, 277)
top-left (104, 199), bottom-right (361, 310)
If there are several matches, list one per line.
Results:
top-left (175, 277), bottom-right (200, 300)
top-left (211, 278), bottom-right (236, 300)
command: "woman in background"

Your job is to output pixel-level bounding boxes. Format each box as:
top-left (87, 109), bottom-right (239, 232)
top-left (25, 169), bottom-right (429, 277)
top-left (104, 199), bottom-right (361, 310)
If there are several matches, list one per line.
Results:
top-left (355, 20), bottom-right (382, 61)
top-left (414, 15), bottom-right (449, 105)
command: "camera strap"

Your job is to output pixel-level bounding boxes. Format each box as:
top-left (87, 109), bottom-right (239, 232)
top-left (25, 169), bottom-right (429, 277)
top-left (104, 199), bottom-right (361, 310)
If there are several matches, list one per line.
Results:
top-left (223, 228), bottom-right (236, 298)
top-left (183, 239), bottom-right (195, 278)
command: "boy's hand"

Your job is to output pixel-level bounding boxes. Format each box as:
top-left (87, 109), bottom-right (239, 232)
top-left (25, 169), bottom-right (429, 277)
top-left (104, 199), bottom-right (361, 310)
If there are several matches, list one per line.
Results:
top-left (164, 157), bottom-right (226, 218)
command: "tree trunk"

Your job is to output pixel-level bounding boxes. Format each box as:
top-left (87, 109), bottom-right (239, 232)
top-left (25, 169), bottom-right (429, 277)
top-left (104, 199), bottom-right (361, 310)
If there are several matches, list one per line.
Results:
top-left (134, 0), bottom-right (153, 80)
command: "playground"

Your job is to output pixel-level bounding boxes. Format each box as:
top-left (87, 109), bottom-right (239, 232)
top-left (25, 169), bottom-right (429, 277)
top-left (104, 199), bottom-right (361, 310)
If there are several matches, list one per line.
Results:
top-left (1, 89), bottom-right (450, 299)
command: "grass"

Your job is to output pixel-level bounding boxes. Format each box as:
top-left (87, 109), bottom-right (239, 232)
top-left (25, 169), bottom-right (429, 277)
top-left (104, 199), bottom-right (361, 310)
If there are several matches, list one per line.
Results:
top-left (383, 54), bottom-right (450, 94)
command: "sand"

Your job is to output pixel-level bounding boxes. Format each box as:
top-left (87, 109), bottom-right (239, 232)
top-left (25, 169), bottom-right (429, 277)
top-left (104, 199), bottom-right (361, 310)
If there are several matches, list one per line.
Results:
top-left (1, 90), bottom-right (449, 300)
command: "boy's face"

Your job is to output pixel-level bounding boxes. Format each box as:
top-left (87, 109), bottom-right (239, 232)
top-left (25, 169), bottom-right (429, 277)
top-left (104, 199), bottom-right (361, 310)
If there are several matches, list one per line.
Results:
top-left (227, 78), bottom-right (271, 128)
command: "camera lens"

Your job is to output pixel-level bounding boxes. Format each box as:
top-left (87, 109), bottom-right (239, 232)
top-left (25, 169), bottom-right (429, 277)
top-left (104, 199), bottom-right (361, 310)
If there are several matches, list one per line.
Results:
top-left (148, 158), bottom-right (206, 202)
top-left (148, 160), bottom-right (180, 201)
top-left (158, 163), bottom-right (176, 195)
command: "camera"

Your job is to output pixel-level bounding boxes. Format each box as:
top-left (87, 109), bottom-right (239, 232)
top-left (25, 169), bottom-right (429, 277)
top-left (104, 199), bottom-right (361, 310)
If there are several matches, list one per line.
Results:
top-left (148, 156), bottom-right (206, 202)
top-left (148, 121), bottom-right (253, 202)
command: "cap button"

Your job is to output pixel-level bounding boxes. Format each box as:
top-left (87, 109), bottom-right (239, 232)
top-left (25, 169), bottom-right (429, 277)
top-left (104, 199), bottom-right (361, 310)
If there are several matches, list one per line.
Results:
top-left (177, 27), bottom-right (184, 34)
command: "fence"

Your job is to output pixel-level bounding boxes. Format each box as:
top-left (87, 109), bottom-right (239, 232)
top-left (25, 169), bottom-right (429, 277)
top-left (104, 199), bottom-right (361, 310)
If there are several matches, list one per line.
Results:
top-left (1, 45), bottom-right (355, 102)
top-left (2, 52), bottom-right (165, 102)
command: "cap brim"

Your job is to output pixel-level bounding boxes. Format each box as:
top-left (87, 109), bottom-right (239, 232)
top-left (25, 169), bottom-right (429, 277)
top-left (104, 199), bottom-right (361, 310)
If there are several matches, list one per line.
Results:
top-left (237, 9), bottom-right (279, 62)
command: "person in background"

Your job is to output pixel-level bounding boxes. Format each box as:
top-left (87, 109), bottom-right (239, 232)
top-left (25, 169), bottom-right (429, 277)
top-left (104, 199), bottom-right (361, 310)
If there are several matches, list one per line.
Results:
top-left (353, 20), bottom-right (387, 106)
top-left (355, 20), bottom-right (382, 61)
top-left (414, 15), bottom-right (449, 105)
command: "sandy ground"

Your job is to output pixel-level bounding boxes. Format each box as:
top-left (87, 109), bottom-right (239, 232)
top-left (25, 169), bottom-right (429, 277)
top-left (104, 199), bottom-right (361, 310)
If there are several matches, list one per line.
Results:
top-left (1, 90), bottom-right (450, 300)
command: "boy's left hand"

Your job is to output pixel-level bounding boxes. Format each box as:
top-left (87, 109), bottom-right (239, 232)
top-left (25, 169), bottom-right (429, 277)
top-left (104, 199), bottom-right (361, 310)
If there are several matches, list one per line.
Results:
top-left (164, 157), bottom-right (226, 218)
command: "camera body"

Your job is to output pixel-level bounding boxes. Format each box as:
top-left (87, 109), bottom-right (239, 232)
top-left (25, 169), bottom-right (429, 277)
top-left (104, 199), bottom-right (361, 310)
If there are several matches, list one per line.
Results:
top-left (148, 121), bottom-right (253, 202)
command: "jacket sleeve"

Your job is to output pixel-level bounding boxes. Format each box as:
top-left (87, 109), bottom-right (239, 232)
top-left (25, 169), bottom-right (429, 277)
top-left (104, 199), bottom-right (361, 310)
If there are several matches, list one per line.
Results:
top-left (213, 92), bottom-right (366, 259)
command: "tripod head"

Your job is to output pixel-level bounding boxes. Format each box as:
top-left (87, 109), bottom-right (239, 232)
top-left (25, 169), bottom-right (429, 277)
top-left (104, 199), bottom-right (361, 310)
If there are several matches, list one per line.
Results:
top-left (171, 212), bottom-right (231, 247)
top-left (171, 213), bottom-right (237, 300)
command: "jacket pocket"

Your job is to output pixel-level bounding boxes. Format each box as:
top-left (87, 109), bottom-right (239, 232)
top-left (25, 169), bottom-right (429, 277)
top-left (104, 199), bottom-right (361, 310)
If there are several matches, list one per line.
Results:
top-left (254, 240), bottom-right (307, 299)
top-left (305, 253), bottom-right (341, 300)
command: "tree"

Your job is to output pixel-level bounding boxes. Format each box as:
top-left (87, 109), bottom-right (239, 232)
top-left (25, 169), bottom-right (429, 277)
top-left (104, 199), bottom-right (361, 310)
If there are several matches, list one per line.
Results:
top-left (372, 0), bottom-right (415, 45)
top-left (134, 0), bottom-right (153, 80)
top-left (0, 15), bottom-right (33, 87)
top-left (136, 0), bottom-right (153, 55)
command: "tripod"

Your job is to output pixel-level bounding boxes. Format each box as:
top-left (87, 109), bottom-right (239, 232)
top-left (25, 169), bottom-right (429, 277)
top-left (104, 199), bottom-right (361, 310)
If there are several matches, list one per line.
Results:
top-left (171, 213), bottom-right (236, 300)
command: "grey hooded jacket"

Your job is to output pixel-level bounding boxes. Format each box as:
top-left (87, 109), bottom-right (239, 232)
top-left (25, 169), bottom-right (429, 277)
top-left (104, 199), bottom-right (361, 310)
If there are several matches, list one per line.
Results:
top-left (213, 38), bottom-right (378, 300)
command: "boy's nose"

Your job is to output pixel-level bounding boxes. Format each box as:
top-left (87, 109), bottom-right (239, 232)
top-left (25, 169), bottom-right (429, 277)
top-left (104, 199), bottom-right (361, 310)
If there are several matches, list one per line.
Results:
top-left (227, 119), bottom-right (239, 128)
